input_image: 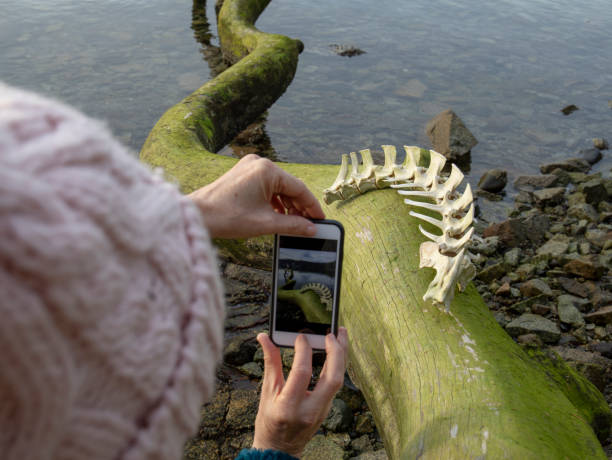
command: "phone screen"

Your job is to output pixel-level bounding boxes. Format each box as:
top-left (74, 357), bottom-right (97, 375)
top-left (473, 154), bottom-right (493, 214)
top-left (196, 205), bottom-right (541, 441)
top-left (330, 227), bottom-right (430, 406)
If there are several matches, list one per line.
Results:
top-left (274, 235), bottom-right (339, 335)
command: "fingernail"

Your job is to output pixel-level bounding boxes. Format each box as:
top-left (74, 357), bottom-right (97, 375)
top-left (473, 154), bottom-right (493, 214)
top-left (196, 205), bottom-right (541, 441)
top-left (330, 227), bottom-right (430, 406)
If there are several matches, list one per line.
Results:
top-left (307, 223), bottom-right (316, 234)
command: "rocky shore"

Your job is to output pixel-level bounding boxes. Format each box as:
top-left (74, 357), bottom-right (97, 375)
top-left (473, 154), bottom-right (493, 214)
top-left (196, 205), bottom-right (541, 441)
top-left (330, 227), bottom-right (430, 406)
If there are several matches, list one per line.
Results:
top-left (183, 141), bottom-right (610, 459)
top-left (470, 143), bottom-right (612, 455)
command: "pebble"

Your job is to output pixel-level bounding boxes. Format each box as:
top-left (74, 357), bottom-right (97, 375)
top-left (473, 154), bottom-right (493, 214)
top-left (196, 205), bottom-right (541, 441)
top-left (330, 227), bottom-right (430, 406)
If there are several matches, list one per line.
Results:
top-left (593, 138), bottom-right (609, 150)
top-left (540, 158), bottom-right (591, 174)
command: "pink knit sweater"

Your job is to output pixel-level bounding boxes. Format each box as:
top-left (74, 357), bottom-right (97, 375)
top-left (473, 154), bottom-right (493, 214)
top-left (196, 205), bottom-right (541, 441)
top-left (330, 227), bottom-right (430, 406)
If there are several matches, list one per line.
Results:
top-left (0, 83), bottom-right (225, 460)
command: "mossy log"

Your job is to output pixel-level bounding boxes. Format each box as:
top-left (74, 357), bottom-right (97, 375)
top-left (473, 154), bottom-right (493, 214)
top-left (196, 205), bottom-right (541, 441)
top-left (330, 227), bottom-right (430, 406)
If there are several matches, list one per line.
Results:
top-left (140, 0), bottom-right (610, 457)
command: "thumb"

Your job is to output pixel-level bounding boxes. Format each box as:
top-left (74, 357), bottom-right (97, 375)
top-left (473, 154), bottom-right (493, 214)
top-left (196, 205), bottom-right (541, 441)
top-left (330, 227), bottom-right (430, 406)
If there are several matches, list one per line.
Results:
top-left (269, 213), bottom-right (316, 237)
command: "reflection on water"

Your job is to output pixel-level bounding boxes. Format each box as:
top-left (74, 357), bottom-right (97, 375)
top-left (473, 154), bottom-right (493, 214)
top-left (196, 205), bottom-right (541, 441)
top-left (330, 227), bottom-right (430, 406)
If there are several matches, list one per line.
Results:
top-left (255, 0), bottom-right (612, 188)
top-left (0, 0), bottom-right (216, 151)
top-left (1, 0), bottom-right (610, 199)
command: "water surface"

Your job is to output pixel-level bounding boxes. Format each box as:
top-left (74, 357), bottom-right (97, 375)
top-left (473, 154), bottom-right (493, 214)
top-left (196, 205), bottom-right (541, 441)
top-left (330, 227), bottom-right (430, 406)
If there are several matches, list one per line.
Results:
top-left (1, 0), bottom-right (610, 208)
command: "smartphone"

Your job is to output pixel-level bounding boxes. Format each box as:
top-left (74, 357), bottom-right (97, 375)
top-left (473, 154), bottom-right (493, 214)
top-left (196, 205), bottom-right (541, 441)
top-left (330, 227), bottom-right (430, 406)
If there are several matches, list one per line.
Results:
top-left (270, 219), bottom-right (344, 350)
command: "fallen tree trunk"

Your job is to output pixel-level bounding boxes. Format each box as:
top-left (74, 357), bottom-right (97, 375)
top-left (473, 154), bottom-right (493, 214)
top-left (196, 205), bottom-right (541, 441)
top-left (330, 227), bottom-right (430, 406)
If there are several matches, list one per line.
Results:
top-left (140, 0), bottom-right (610, 458)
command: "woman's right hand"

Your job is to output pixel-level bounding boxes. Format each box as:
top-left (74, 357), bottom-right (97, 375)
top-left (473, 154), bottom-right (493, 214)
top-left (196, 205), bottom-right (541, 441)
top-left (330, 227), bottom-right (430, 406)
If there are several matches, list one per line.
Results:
top-left (252, 328), bottom-right (348, 457)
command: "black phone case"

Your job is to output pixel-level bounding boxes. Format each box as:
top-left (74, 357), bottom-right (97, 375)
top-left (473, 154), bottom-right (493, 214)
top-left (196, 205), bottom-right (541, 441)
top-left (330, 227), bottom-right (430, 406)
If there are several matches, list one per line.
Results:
top-left (269, 218), bottom-right (345, 350)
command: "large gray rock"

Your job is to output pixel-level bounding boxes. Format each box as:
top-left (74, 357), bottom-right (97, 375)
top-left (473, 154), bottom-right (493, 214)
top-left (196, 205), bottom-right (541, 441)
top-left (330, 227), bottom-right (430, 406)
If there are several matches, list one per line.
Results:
top-left (578, 179), bottom-right (608, 205)
top-left (505, 313), bottom-right (561, 343)
top-left (537, 234), bottom-right (570, 257)
top-left (568, 203), bottom-right (599, 223)
top-left (540, 158), bottom-right (591, 174)
top-left (513, 174), bottom-right (559, 190)
top-left (478, 169), bottom-right (507, 193)
top-left (533, 187), bottom-right (566, 207)
top-left (425, 109), bottom-right (478, 160)
top-left (557, 296), bottom-right (586, 327)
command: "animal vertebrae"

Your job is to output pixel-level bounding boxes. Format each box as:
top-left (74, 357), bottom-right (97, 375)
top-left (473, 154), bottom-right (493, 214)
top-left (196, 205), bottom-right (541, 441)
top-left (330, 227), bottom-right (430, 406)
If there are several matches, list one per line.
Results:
top-left (323, 145), bottom-right (475, 308)
top-left (300, 282), bottom-right (333, 311)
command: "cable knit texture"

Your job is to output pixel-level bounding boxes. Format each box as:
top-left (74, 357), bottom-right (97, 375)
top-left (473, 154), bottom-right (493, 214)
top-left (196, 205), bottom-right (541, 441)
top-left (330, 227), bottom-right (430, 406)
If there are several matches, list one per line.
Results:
top-left (0, 83), bottom-right (225, 460)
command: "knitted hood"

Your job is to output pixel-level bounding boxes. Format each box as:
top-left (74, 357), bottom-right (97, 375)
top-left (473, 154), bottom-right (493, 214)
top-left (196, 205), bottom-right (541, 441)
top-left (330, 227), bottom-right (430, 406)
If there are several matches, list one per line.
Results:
top-left (0, 83), bottom-right (225, 460)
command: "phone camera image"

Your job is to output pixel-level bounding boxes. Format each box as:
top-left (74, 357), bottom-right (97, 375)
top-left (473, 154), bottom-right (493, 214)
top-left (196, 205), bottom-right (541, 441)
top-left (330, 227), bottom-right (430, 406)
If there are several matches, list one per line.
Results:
top-left (275, 235), bottom-right (337, 335)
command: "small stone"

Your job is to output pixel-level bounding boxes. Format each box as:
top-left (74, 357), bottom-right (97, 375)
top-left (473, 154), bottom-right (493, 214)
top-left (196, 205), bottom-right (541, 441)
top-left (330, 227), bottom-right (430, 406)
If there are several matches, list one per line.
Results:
top-left (352, 434), bottom-right (374, 454)
top-left (510, 287), bottom-right (521, 297)
top-left (505, 313), bottom-right (561, 343)
top-left (353, 450), bottom-right (389, 460)
top-left (593, 138), bottom-right (609, 150)
top-left (302, 434), bottom-right (346, 459)
top-left (322, 398), bottom-right (353, 432)
top-left (515, 263), bottom-right (536, 281)
top-left (469, 236), bottom-right (500, 256)
top-left (568, 172), bottom-right (590, 184)
top-left (224, 334), bottom-right (257, 366)
top-left (584, 306), bottom-right (612, 325)
top-left (549, 223), bottom-right (565, 233)
top-left (478, 169), bottom-right (507, 193)
top-left (493, 311), bottom-right (511, 327)
top-left (355, 412), bottom-right (375, 434)
top-left (226, 388), bottom-right (259, 430)
top-left (578, 179), bottom-right (608, 205)
top-left (571, 326), bottom-right (589, 344)
top-left (531, 303), bottom-right (554, 316)
top-left (570, 219), bottom-right (589, 236)
top-left (591, 341), bottom-right (612, 358)
top-left (495, 282), bottom-right (511, 296)
top-left (425, 109), bottom-right (478, 160)
top-left (517, 333), bottom-right (543, 346)
top-left (513, 174), bottom-right (559, 190)
top-left (579, 148), bottom-right (603, 165)
top-left (594, 326), bottom-right (607, 339)
top-left (540, 158), bottom-right (590, 174)
top-left (520, 278), bottom-right (553, 297)
top-left (579, 242), bottom-right (591, 255)
top-left (504, 248), bottom-right (521, 267)
top-left (238, 362), bottom-right (263, 378)
top-left (281, 348), bottom-right (295, 369)
top-left (558, 294), bottom-right (591, 313)
top-left (558, 277), bottom-right (590, 298)
top-left (586, 229), bottom-right (612, 248)
top-left (533, 187), bottom-right (566, 207)
top-left (563, 256), bottom-right (605, 280)
top-left (561, 104), bottom-right (579, 115)
top-left (476, 262), bottom-right (507, 283)
top-left (328, 432), bottom-right (351, 449)
top-left (557, 297), bottom-right (586, 327)
top-left (567, 192), bottom-right (586, 207)
top-left (567, 203), bottom-right (599, 223)
top-left (508, 294), bottom-right (549, 314)
top-left (537, 234), bottom-right (570, 258)
top-left (253, 347), bottom-right (264, 364)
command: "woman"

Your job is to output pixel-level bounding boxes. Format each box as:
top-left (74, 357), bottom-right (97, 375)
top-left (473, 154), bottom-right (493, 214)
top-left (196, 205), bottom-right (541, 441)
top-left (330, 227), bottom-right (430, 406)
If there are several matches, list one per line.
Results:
top-left (0, 82), bottom-right (347, 460)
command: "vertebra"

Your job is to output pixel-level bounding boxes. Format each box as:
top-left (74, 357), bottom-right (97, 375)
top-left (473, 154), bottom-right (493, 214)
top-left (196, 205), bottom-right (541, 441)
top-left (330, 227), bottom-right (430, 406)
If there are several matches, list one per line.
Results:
top-left (323, 145), bottom-right (475, 309)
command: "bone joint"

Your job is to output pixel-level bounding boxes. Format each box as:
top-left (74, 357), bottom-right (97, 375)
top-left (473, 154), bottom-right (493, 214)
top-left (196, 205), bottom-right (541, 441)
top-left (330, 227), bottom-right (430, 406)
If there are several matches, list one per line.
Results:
top-left (323, 145), bottom-right (475, 309)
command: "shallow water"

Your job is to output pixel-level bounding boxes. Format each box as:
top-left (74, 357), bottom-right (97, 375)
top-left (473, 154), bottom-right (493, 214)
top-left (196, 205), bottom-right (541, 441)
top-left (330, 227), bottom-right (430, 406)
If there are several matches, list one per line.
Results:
top-left (1, 0), bottom-right (610, 207)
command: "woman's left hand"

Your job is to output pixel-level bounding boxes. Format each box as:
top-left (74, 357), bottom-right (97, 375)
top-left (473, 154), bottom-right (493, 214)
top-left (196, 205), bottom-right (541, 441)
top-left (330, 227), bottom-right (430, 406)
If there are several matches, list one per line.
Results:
top-left (188, 154), bottom-right (325, 239)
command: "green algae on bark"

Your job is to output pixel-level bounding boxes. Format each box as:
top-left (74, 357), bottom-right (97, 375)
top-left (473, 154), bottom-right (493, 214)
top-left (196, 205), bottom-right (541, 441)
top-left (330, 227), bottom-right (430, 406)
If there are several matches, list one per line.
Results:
top-left (140, 0), bottom-right (610, 458)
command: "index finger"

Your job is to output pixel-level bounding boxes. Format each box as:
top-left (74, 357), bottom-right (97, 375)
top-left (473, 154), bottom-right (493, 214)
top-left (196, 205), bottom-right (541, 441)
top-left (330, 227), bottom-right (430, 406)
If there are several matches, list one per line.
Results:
top-left (275, 168), bottom-right (325, 220)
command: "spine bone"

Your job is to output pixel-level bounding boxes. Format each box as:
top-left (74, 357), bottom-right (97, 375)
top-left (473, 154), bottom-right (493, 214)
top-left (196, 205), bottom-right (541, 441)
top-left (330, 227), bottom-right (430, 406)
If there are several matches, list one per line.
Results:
top-left (323, 145), bottom-right (475, 308)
